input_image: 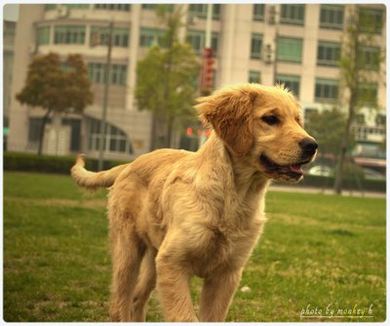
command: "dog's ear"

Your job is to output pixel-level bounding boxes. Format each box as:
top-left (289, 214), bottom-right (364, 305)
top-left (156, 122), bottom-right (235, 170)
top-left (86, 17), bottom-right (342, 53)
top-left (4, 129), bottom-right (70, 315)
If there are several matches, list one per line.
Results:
top-left (195, 85), bottom-right (258, 156)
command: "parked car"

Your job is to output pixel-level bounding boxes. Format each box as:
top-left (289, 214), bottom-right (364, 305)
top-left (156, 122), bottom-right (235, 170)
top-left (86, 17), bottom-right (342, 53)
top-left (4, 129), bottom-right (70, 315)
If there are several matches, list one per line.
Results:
top-left (362, 168), bottom-right (386, 181)
top-left (307, 165), bottom-right (334, 177)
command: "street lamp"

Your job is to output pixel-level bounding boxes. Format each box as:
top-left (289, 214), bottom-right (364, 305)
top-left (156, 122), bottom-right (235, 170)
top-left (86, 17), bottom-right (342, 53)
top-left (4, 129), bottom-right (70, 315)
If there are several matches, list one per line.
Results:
top-left (92, 21), bottom-right (114, 171)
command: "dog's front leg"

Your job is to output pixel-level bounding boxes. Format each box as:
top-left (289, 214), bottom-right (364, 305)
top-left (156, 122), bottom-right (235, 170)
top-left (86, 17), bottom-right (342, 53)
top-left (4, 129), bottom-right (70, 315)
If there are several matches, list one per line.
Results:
top-left (155, 251), bottom-right (198, 322)
top-left (199, 268), bottom-right (242, 321)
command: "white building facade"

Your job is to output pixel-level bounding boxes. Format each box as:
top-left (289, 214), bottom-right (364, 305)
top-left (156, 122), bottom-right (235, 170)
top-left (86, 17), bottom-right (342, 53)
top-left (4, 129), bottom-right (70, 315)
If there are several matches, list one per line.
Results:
top-left (7, 3), bottom-right (386, 160)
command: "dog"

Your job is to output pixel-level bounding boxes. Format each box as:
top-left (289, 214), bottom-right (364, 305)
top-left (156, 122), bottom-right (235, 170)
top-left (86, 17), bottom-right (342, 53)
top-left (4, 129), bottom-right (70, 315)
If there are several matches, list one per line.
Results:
top-left (71, 83), bottom-right (317, 322)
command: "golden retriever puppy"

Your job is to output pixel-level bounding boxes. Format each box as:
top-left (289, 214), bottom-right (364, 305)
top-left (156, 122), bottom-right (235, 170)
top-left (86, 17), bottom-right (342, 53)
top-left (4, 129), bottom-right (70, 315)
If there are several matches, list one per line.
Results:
top-left (71, 83), bottom-right (317, 322)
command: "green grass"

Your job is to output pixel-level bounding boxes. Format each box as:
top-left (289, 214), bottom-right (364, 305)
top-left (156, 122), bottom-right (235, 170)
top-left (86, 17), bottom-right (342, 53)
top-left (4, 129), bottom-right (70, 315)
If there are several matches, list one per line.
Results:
top-left (4, 171), bottom-right (386, 321)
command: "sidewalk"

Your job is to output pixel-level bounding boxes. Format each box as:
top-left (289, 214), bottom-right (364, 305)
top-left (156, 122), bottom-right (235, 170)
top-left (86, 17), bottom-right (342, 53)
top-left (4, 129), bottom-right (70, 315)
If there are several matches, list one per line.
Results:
top-left (269, 184), bottom-right (386, 199)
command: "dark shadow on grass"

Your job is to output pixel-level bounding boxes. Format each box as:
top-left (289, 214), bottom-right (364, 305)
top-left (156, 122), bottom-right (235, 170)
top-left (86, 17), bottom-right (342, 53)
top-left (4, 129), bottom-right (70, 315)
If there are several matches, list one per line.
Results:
top-left (327, 228), bottom-right (355, 237)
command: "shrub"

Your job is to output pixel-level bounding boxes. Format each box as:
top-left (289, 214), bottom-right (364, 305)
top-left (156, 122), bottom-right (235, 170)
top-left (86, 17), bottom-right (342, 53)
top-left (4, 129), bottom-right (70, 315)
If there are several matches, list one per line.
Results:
top-left (278, 174), bottom-right (385, 193)
top-left (4, 152), bottom-right (384, 192)
top-left (4, 152), bottom-right (129, 175)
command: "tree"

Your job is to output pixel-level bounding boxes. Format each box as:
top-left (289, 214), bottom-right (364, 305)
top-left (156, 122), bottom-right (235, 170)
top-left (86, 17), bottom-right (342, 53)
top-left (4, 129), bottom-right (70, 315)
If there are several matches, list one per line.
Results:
top-left (135, 5), bottom-right (200, 150)
top-left (16, 52), bottom-right (93, 155)
top-left (333, 5), bottom-right (384, 194)
top-left (305, 108), bottom-right (350, 159)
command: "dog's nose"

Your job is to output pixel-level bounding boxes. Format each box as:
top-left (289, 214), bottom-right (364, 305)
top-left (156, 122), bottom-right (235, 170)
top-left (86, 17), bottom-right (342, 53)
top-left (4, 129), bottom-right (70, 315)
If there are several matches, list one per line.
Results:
top-left (299, 138), bottom-right (318, 156)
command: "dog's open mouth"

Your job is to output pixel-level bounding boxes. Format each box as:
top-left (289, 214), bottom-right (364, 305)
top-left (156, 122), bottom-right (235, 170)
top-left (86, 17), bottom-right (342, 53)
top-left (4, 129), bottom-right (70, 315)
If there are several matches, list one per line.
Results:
top-left (259, 154), bottom-right (310, 179)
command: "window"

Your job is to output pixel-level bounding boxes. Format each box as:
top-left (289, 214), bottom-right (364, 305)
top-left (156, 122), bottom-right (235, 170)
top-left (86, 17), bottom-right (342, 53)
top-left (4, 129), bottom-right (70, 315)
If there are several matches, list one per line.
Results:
top-left (94, 4), bottom-right (131, 11)
top-left (357, 82), bottom-right (378, 106)
top-left (189, 4), bottom-right (221, 20)
top-left (280, 4), bottom-right (305, 25)
top-left (62, 118), bottom-right (81, 152)
top-left (253, 4), bottom-right (265, 21)
top-left (355, 114), bottom-right (366, 125)
top-left (315, 78), bottom-right (339, 101)
top-left (277, 37), bottom-right (303, 63)
top-left (88, 63), bottom-right (104, 84)
top-left (317, 41), bottom-right (340, 66)
top-left (376, 114), bottom-right (386, 126)
top-left (37, 26), bottom-right (50, 45)
top-left (88, 63), bottom-right (127, 85)
top-left (54, 25), bottom-right (85, 44)
top-left (87, 118), bottom-right (133, 154)
top-left (28, 118), bottom-right (45, 143)
top-left (276, 75), bottom-right (300, 97)
top-left (4, 23), bottom-right (15, 43)
top-left (90, 26), bottom-right (129, 47)
top-left (142, 4), bottom-right (156, 9)
top-left (320, 5), bottom-right (344, 29)
top-left (45, 4), bottom-right (89, 10)
top-left (359, 7), bottom-right (384, 34)
top-left (112, 28), bottom-right (129, 47)
top-left (358, 46), bottom-right (380, 70)
top-left (142, 4), bottom-right (174, 11)
top-left (250, 33), bottom-right (263, 59)
top-left (28, 117), bottom-right (53, 148)
top-left (44, 4), bottom-right (57, 11)
top-left (186, 30), bottom-right (219, 55)
top-left (248, 71), bottom-right (261, 83)
top-left (63, 4), bottom-right (89, 9)
top-left (139, 28), bottom-right (166, 47)
top-left (111, 64), bottom-right (127, 85)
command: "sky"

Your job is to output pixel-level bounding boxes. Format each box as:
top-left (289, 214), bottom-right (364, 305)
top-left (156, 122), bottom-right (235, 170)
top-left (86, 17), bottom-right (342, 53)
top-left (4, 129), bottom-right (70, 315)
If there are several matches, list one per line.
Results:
top-left (3, 4), bottom-right (19, 21)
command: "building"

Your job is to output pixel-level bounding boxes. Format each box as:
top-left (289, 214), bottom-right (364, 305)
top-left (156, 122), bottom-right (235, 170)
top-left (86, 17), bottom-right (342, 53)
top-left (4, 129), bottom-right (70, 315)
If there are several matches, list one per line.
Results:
top-left (7, 3), bottom-right (386, 160)
top-left (3, 19), bottom-right (16, 148)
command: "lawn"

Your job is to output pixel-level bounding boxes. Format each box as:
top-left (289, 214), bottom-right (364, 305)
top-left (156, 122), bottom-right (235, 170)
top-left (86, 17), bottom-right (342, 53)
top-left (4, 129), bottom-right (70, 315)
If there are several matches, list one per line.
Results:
top-left (3, 171), bottom-right (386, 322)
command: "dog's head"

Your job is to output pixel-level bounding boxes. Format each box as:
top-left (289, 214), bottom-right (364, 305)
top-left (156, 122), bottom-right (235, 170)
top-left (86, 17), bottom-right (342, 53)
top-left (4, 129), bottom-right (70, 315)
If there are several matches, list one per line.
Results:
top-left (196, 83), bottom-right (317, 182)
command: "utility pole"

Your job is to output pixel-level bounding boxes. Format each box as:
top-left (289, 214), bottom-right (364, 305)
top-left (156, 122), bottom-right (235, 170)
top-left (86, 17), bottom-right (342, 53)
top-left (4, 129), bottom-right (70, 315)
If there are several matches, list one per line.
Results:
top-left (98, 21), bottom-right (114, 171)
top-left (198, 4), bottom-right (213, 149)
top-left (205, 4), bottom-right (213, 49)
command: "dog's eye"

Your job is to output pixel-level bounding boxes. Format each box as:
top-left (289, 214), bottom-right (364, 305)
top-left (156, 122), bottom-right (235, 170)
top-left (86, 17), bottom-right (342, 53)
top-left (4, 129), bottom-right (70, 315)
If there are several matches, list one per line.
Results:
top-left (261, 115), bottom-right (279, 125)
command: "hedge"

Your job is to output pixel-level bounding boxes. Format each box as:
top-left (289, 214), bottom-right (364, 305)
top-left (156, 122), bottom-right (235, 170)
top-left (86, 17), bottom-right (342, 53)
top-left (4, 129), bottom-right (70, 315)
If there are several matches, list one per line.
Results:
top-left (276, 174), bottom-right (385, 193)
top-left (4, 152), bottom-right (385, 192)
top-left (4, 152), bottom-right (128, 174)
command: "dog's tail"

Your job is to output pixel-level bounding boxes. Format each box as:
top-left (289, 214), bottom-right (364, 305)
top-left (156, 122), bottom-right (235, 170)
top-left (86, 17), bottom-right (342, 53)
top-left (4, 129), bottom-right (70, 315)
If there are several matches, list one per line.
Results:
top-left (71, 154), bottom-right (129, 190)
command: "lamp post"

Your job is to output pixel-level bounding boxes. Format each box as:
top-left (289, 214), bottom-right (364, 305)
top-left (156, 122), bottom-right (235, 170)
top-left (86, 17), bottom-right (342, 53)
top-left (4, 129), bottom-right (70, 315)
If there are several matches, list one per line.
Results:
top-left (198, 4), bottom-right (213, 149)
top-left (98, 21), bottom-right (114, 171)
top-left (205, 3), bottom-right (213, 50)
top-left (200, 4), bottom-right (214, 96)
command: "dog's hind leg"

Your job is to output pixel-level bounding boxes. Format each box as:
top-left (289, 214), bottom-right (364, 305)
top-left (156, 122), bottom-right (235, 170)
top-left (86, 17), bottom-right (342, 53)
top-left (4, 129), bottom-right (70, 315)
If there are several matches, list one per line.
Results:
top-left (109, 222), bottom-right (144, 322)
top-left (131, 248), bottom-right (157, 321)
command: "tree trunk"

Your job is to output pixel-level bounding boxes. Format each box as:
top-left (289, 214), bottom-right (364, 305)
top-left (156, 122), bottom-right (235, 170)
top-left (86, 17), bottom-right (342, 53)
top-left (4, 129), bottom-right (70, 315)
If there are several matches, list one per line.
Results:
top-left (334, 8), bottom-right (360, 195)
top-left (150, 111), bottom-right (158, 151)
top-left (334, 94), bottom-right (356, 194)
top-left (333, 142), bottom-right (347, 194)
top-left (37, 109), bottom-right (52, 156)
top-left (162, 27), bottom-right (174, 149)
top-left (166, 116), bottom-right (174, 148)
top-left (80, 113), bottom-right (87, 153)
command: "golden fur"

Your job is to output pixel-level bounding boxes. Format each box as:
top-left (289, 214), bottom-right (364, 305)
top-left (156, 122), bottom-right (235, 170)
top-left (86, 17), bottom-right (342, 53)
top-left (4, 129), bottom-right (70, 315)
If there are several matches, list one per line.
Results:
top-left (71, 83), bottom-right (316, 322)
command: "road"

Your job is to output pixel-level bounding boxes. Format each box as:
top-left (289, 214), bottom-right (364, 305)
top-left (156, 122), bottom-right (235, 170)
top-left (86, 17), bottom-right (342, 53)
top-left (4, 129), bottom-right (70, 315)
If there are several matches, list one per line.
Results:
top-left (269, 184), bottom-right (385, 199)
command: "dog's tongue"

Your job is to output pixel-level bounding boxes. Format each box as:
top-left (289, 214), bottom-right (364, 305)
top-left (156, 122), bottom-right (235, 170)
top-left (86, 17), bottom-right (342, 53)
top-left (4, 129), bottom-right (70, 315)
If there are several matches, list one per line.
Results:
top-left (290, 164), bottom-right (303, 174)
